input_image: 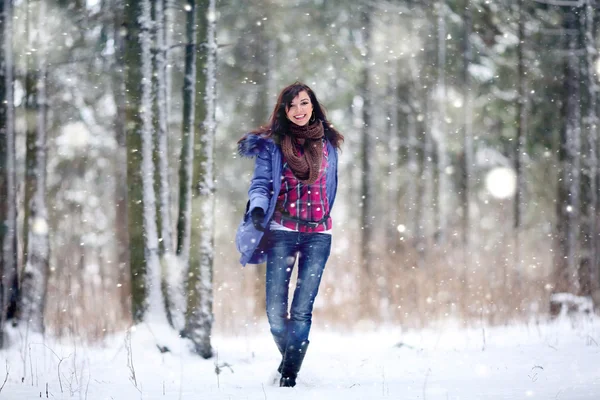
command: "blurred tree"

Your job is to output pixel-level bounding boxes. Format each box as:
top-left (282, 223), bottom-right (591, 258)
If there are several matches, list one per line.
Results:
top-left (183, 0), bottom-right (217, 359)
top-left (513, 0), bottom-right (528, 298)
top-left (124, 0), bottom-right (146, 322)
top-left (111, 0), bottom-right (131, 321)
top-left (553, 5), bottom-right (582, 298)
top-left (580, 0), bottom-right (599, 303)
top-left (19, 0), bottom-right (49, 334)
top-left (460, 0), bottom-right (474, 306)
top-left (435, 0), bottom-right (449, 246)
top-left (0, 0), bottom-right (17, 347)
top-left (358, 1), bottom-right (375, 316)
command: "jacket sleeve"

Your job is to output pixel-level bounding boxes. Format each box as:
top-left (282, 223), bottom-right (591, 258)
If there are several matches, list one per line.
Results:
top-left (248, 147), bottom-right (273, 214)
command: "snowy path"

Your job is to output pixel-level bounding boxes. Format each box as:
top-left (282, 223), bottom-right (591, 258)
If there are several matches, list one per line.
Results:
top-left (1, 318), bottom-right (599, 399)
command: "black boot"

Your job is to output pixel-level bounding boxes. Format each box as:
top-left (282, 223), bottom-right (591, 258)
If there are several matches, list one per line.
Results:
top-left (280, 341), bottom-right (309, 388)
top-left (280, 376), bottom-right (296, 387)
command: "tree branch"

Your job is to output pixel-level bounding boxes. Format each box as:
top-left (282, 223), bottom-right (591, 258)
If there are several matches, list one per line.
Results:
top-left (532, 0), bottom-right (583, 6)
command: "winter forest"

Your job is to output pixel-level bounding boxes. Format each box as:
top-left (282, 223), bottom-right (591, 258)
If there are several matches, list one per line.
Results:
top-left (1, 0), bottom-right (600, 398)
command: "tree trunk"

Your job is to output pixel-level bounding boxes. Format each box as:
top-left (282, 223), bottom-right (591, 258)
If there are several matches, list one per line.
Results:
top-left (175, 0), bottom-right (198, 332)
top-left (386, 55), bottom-right (400, 254)
top-left (461, 0), bottom-right (474, 310)
top-left (553, 7), bottom-right (582, 297)
top-left (111, 0), bottom-right (131, 323)
top-left (20, 0), bottom-right (49, 333)
top-left (583, 0), bottom-right (599, 302)
top-left (423, 2), bottom-right (437, 256)
top-left (359, 4), bottom-right (374, 316)
top-left (125, 0), bottom-right (147, 322)
top-left (435, 0), bottom-right (448, 245)
top-left (22, 0), bottom-right (37, 283)
top-left (408, 48), bottom-right (425, 269)
top-left (154, 0), bottom-right (178, 329)
top-left (513, 0), bottom-right (528, 299)
top-left (138, 0), bottom-right (167, 325)
top-left (154, 0), bottom-right (173, 257)
top-left (0, 0), bottom-right (17, 347)
top-left (184, 0), bottom-right (216, 358)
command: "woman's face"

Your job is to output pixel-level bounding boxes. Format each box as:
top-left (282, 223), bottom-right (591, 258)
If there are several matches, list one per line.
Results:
top-left (286, 91), bottom-right (313, 127)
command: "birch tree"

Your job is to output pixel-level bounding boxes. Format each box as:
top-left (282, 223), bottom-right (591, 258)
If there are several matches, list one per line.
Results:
top-left (183, 0), bottom-right (216, 358)
top-left (0, 0), bottom-right (17, 346)
top-left (175, 0), bottom-right (198, 332)
top-left (152, 0), bottom-right (179, 329)
top-left (19, 0), bottom-right (49, 333)
top-left (154, 0), bottom-right (173, 258)
top-left (138, 0), bottom-right (167, 324)
top-left (124, 0), bottom-right (167, 324)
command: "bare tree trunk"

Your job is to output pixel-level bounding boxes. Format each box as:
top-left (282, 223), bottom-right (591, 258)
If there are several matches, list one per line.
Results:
top-left (408, 51), bottom-right (425, 269)
top-left (422, 0), bottom-right (437, 257)
top-left (154, 0), bottom-right (178, 330)
top-left (554, 7), bottom-right (582, 297)
top-left (111, 0), bottom-right (131, 323)
top-left (184, 0), bottom-right (216, 359)
top-left (20, 1), bottom-right (49, 333)
top-left (124, 0), bottom-right (146, 322)
top-left (359, 4), bottom-right (375, 317)
top-left (0, 0), bottom-right (17, 347)
top-left (513, 0), bottom-right (528, 300)
top-left (175, 0), bottom-right (197, 332)
top-left (386, 55), bottom-right (400, 254)
top-left (461, 0), bottom-right (474, 311)
top-left (583, 0), bottom-right (599, 302)
top-left (154, 0), bottom-right (173, 256)
top-left (22, 0), bottom-right (37, 281)
top-left (435, 0), bottom-right (448, 245)
top-left (139, 0), bottom-right (167, 324)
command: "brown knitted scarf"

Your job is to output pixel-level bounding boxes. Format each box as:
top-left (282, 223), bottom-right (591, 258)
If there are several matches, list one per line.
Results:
top-left (282, 120), bottom-right (325, 184)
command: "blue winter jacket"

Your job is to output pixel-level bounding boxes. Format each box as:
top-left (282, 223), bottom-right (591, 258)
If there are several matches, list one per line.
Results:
top-left (235, 134), bottom-right (339, 266)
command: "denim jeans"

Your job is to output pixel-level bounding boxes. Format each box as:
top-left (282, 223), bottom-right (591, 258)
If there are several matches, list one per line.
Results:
top-left (265, 230), bottom-right (332, 369)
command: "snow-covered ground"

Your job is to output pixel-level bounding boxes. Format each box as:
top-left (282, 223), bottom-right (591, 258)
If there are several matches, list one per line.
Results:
top-left (1, 316), bottom-right (599, 399)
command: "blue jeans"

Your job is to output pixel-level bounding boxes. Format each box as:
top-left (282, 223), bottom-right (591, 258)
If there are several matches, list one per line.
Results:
top-left (265, 230), bottom-right (331, 374)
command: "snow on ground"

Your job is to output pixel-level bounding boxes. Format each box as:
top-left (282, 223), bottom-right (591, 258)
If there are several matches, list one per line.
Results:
top-left (1, 316), bottom-right (600, 399)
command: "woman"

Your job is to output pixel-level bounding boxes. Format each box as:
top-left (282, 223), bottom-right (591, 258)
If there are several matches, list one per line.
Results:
top-left (235, 82), bottom-right (344, 387)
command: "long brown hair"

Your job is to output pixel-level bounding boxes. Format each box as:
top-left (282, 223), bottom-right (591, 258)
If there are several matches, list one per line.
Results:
top-left (238, 82), bottom-right (344, 149)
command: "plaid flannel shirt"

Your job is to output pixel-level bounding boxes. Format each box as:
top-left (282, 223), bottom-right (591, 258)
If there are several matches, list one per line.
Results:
top-left (272, 140), bottom-right (332, 232)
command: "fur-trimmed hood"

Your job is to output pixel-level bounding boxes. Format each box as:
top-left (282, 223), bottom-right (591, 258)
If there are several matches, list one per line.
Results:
top-left (237, 134), bottom-right (275, 158)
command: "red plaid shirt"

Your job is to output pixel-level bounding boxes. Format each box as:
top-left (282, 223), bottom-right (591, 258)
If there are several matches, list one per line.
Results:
top-left (272, 140), bottom-right (332, 232)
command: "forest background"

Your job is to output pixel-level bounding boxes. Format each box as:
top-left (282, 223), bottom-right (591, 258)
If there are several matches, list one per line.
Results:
top-left (1, 0), bottom-right (599, 359)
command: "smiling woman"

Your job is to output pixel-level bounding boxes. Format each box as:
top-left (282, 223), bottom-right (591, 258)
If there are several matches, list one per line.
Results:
top-left (285, 92), bottom-right (313, 126)
top-left (235, 82), bottom-right (344, 388)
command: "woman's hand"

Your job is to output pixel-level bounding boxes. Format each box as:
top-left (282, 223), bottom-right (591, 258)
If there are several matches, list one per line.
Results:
top-left (251, 207), bottom-right (266, 231)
